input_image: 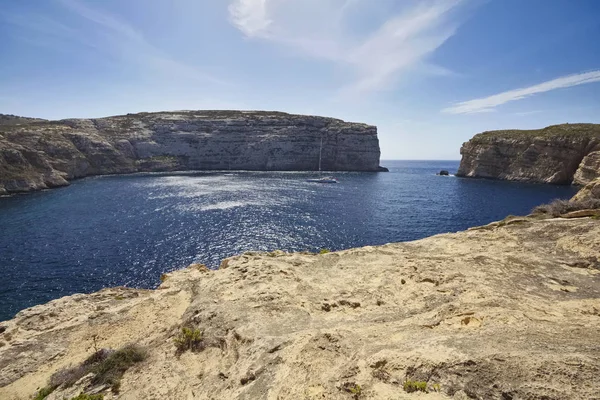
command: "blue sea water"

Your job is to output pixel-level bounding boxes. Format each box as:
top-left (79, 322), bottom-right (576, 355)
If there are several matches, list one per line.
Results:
top-left (0, 160), bottom-right (578, 321)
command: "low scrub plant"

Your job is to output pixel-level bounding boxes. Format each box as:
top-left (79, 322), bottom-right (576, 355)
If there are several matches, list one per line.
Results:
top-left (349, 384), bottom-right (362, 396)
top-left (70, 394), bottom-right (104, 400)
top-left (174, 327), bottom-right (204, 354)
top-left (33, 386), bottom-right (55, 400)
top-left (403, 380), bottom-right (428, 393)
top-left (319, 248), bottom-right (331, 254)
top-left (90, 345), bottom-right (147, 393)
top-left (340, 382), bottom-right (363, 399)
top-left (532, 198), bottom-right (600, 217)
top-left (35, 345), bottom-right (146, 398)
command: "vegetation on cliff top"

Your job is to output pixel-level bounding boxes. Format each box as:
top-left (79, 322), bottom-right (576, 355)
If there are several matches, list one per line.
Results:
top-left (0, 113), bottom-right (46, 126)
top-left (532, 197), bottom-right (600, 217)
top-left (0, 110), bottom-right (375, 130)
top-left (33, 344), bottom-right (147, 399)
top-left (470, 123), bottom-right (600, 142)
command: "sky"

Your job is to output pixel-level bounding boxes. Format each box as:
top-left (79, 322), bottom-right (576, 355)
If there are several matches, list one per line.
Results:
top-left (1, 0), bottom-right (600, 159)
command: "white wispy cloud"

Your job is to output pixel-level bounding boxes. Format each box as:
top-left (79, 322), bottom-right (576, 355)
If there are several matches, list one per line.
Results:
top-left (442, 70), bottom-right (600, 114)
top-left (228, 0), bottom-right (467, 95)
top-left (228, 0), bottom-right (272, 37)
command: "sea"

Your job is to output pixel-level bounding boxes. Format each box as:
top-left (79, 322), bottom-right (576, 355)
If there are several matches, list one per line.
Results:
top-left (0, 160), bottom-right (578, 321)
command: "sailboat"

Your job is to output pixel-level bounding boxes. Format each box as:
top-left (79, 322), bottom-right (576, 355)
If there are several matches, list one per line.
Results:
top-left (307, 136), bottom-right (338, 184)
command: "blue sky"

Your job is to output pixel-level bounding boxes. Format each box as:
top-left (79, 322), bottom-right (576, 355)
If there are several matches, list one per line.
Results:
top-left (1, 0), bottom-right (599, 159)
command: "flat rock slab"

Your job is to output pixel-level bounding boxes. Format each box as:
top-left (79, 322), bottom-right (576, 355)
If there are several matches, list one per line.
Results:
top-left (560, 209), bottom-right (600, 218)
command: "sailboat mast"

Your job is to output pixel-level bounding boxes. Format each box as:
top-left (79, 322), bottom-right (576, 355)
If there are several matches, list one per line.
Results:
top-left (318, 136), bottom-right (322, 172)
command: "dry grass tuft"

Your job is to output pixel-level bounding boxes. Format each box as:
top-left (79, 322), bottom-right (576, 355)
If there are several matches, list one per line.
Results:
top-left (532, 198), bottom-right (600, 217)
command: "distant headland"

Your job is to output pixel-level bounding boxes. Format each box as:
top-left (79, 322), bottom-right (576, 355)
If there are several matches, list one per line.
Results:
top-left (457, 123), bottom-right (600, 185)
top-left (0, 110), bottom-right (387, 195)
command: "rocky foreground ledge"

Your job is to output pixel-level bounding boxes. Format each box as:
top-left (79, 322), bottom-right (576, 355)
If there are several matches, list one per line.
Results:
top-left (0, 111), bottom-right (384, 195)
top-left (1, 216), bottom-right (599, 399)
top-left (457, 123), bottom-right (600, 185)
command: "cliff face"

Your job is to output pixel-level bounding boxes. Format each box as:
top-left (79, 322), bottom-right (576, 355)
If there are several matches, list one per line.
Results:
top-left (1, 216), bottom-right (599, 400)
top-left (0, 111), bottom-right (382, 195)
top-left (572, 177), bottom-right (600, 202)
top-left (457, 123), bottom-right (600, 185)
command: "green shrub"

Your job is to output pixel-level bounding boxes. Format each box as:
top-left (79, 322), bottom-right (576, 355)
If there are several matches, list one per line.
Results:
top-left (90, 345), bottom-right (147, 393)
top-left (403, 380), bottom-right (428, 393)
top-left (174, 327), bottom-right (204, 354)
top-left (349, 384), bottom-right (362, 395)
top-left (70, 394), bottom-right (104, 400)
top-left (340, 382), bottom-right (363, 399)
top-left (33, 386), bottom-right (55, 400)
top-left (319, 248), bottom-right (330, 254)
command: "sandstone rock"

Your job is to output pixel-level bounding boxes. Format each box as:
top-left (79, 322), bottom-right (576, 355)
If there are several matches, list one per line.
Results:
top-left (574, 150), bottom-right (600, 185)
top-left (1, 218), bottom-right (599, 399)
top-left (0, 111), bottom-right (383, 195)
top-left (572, 178), bottom-right (600, 202)
top-left (457, 123), bottom-right (600, 184)
top-left (559, 209), bottom-right (600, 218)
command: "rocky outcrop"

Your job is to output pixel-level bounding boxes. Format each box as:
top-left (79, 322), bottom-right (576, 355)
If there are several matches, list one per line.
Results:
top-left (573, 150), bottom-right (600, 185)
top-left (0, 111), bottom-right (383, 195)
top-left (457, 123), bottom-right (600, 185)
top-left (572, 177), bottom-right (600, 202)
top-left (1, 217), bottom-right (599, 399)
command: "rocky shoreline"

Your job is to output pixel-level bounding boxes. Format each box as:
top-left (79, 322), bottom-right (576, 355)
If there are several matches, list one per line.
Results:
top-left (457, 123), bottom-right (600, 185)
top-left (0, 111), bottom-right (385, 195)
top-left (1, 210), bottom-right (599, 399)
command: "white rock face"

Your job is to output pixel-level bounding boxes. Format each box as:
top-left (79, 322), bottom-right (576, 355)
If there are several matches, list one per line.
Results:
top-left (0, 111), bottom-right (383, 194)
top-left (574, 150), bottom-right (600, 185)
top-left (457, 123), bottom-right (600, 185)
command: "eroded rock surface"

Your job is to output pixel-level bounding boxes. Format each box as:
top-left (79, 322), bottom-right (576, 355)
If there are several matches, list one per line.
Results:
top-left (572, 177), bottom-right (600, 202)
top-left (0, 111), bottom-right (382, 195)
top-left (1, 218), bottom-right (599, 399)
top-left (457, 123), bottom-right (600, 185)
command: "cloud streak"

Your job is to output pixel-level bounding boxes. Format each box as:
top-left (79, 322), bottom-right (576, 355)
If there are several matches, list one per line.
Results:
top-left (442, 70), bottom-right (600, 114)
top-left (228, 0), bottom-right (466, 95)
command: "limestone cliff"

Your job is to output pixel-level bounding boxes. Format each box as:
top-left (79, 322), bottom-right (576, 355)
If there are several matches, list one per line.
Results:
top-left (457, 123), bottom-right (600, 185)
top-left (572, 177), bottom-right (600, 202)
top-left (0, 111), bottom-right (383, 195)
top-left (1, 216), bottom-right (599, 400)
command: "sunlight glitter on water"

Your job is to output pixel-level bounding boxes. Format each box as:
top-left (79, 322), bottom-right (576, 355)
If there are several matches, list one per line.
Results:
top-left (0, 161), bottom-right (579, 321)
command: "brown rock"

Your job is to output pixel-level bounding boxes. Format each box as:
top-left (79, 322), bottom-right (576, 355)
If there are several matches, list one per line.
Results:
top-left (572, 178), bottom-right (600, 202)
top-left (560, 209), bottom-right (600, 218)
